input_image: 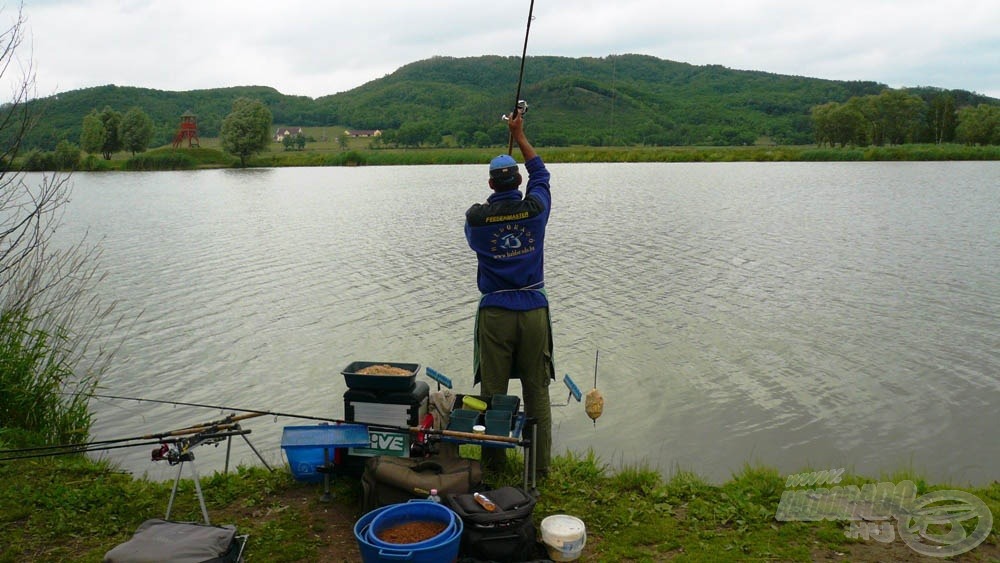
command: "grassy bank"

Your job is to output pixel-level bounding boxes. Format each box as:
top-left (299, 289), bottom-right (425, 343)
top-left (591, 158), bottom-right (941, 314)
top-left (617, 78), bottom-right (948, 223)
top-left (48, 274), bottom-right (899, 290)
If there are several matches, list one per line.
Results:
top-left (24, 142), bottom-right (1000, 172)
top-left (247, 143), bottom-right (1000, 168)
top-left (0, 447), bottom-right (996, 562)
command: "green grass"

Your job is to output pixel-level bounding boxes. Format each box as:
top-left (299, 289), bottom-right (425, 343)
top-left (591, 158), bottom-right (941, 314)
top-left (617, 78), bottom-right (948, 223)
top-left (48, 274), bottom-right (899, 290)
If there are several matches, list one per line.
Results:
top-left (251, 142), bottom-right (1000, 167)
top-left (1, 448), bottom-right (996, 562)
top-left (24, 142), bottom-right (999, 171)
top-left (0, 309), bottom-right (95, 448)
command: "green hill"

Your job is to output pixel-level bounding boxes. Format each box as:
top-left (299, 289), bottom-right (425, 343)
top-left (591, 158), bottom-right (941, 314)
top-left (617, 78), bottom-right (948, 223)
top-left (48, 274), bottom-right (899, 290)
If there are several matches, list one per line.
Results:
top-left (15, 54), bottom-right (1000, 150)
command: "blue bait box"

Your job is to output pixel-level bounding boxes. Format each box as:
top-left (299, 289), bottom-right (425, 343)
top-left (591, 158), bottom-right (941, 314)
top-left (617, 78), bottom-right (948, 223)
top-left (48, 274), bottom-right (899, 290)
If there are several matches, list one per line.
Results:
top-left (281, 424), bottom-right (369, 482)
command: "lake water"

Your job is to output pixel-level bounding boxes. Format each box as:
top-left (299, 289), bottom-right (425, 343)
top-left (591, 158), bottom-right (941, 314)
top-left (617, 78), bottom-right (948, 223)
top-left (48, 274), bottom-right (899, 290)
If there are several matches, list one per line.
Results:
top-left (44, 161), bottom-right (1000, 485)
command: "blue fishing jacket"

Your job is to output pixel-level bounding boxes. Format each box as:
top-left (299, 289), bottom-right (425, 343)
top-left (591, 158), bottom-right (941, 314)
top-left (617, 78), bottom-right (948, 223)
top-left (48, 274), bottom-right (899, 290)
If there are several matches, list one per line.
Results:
top-left (465, 155), bottom-right (551, 311)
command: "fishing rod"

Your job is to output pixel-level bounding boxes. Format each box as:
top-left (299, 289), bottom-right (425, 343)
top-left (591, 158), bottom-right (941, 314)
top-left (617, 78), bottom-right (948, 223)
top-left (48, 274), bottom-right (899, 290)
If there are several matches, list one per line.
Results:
top-left (506, 0), bottom-right (536, 155)
top-left (84, 393), bottom-right (524, 445)
top-left (0, 412), bottom-right (263, 456)
top-left (0, 430), bottom-right (251, 462)
top-left (86, 392), bottom-right (354, 423)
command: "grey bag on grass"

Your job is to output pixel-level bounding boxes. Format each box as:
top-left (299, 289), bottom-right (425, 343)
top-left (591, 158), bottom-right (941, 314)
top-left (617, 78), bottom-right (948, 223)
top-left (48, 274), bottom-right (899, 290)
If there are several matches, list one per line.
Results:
top-left (103, 518), bottom-right (242, 563)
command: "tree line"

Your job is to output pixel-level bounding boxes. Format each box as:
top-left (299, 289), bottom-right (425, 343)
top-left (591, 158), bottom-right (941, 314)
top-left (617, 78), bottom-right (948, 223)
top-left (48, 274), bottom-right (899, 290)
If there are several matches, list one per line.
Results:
top-left (12, 54), bottom-right (1000, 160)
top-left (21, 97), bottom-right (274, 171)
top-left (811, 90), bottom-right (999, 147)
top-left (22, 105), bottom-right (155, 171)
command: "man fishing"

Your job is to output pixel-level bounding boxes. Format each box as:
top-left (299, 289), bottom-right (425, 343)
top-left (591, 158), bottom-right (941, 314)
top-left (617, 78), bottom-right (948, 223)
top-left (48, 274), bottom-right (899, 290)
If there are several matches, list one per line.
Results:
top-left (465, 109), bottom-right (554, 477)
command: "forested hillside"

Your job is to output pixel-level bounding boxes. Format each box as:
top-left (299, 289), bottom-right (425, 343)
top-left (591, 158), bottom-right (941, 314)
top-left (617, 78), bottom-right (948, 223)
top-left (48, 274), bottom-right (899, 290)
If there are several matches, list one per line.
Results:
top-left (14, 54), bottom-right (999, 151)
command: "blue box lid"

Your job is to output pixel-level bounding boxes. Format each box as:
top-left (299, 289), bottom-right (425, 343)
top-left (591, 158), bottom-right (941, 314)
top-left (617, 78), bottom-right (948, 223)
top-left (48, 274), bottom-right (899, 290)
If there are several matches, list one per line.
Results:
top-left (280, 424), bottom-right (370, 448)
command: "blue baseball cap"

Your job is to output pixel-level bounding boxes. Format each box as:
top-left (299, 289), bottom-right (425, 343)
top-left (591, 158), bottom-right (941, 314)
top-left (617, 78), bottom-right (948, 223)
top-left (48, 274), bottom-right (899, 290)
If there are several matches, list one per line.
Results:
top-left (489, 154), bottom-right (518, 178)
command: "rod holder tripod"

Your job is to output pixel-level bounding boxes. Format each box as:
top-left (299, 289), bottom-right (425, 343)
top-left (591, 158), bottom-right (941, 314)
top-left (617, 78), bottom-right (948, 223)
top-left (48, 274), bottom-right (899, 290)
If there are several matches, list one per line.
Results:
top-left (165, 451), bottom-right (211, 525)
top-left (155, 428), bottom-right (259, 525)
top-left (223, 428), bottom-right (273, 474)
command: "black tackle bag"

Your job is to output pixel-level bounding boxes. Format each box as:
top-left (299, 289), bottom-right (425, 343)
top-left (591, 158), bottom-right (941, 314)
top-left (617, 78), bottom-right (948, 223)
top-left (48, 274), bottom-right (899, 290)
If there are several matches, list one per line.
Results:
top-left (445, 486), bottom-right (539, 563)
top-left (103, 519), bottom-right (245, 563)
top-left (362, 454), bottom-right (483, 512)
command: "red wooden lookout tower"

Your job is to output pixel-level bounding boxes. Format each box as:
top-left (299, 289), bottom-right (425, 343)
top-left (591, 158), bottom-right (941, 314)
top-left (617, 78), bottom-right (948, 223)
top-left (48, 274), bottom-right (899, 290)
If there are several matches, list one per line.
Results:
top-left (172, 110), bottom-right (200, 148)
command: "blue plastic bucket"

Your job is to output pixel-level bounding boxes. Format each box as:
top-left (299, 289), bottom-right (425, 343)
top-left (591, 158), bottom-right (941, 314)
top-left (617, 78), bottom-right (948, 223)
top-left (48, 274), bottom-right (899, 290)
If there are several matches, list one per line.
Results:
top-left (367, 501), bottom-right (458, 549)
top-left (354, 503), bottom-right (462, 563)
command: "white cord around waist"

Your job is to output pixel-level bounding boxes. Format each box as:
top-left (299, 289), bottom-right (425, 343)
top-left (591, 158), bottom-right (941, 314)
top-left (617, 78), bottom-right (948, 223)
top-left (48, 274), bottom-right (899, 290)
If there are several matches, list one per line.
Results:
top-left (485, 280), bottom-right (545, 294)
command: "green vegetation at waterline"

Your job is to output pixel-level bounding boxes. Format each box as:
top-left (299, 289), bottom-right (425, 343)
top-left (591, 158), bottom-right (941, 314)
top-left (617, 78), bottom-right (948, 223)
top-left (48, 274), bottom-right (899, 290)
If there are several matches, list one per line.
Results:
top-left (244, 142), bottom-right (1000, 167)
top-left (122, 150), bottom-right (201, 171)
top-left (16, 143), bottom-right (1000, 172)
top-left (16, 147), bottom-right (235, 171)
top-left (1, 448), bottom-right (997, 562)
top-left (0, 309), bottom-right (97, 447)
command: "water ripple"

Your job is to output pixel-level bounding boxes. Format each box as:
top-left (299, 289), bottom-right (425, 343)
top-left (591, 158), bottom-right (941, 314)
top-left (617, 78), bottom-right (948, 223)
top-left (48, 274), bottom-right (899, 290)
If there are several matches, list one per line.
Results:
top-left (44, 162), bottom-right (1000, 484)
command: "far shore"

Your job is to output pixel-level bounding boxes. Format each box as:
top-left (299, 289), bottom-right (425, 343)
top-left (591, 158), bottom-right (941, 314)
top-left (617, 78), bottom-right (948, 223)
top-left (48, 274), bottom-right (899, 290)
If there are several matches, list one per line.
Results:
top-left (20, 141), bottom-right (1000, 173)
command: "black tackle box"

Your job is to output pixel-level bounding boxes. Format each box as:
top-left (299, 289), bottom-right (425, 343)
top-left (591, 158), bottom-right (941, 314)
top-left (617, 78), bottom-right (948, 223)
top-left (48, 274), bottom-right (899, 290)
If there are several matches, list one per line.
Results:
top-left (344, 380), bottom-right (430, 459)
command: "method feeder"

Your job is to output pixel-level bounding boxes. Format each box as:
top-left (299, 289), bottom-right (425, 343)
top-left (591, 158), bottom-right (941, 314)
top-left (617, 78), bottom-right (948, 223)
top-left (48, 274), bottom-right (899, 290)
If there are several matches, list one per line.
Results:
top-left (585, 350), bottom-right (605, 427)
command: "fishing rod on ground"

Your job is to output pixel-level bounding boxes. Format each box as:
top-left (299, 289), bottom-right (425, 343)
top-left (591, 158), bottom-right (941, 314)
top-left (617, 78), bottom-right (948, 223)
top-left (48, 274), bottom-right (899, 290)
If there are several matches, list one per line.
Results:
top-left (505, 0), bottom-right (536, 155)
top-left (80, 392), bottom-right (525, 446)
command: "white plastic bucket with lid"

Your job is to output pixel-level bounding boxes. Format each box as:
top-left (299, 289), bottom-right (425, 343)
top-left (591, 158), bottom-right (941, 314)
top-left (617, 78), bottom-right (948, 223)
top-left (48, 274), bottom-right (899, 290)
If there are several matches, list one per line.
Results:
top-left (540, 514), bottom-right (586, 561)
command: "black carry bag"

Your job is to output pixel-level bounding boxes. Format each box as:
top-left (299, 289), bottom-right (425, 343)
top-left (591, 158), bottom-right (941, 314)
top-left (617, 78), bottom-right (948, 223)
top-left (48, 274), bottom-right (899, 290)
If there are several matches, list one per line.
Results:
top-left (362, 454), bottom-right (483, 512)
top-left (445, 486), bottom-right (539, 563)
top-left (103, 519), bottom-right (245, 563)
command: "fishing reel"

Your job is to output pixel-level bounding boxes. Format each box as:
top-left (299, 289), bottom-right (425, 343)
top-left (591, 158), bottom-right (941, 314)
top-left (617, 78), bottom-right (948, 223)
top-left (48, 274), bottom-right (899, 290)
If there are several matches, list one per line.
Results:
top-left (151, 428), bottom-right (245, 464)
top-left (501, 100), bottom-right (529, 121)
top-left (152, 443), bottom-right (192, 465)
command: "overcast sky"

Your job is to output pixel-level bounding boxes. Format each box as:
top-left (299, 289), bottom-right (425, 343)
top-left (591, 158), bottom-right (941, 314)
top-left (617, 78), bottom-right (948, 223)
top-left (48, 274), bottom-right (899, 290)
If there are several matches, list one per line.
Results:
top-left (6, 0), bottom-right (999, 102)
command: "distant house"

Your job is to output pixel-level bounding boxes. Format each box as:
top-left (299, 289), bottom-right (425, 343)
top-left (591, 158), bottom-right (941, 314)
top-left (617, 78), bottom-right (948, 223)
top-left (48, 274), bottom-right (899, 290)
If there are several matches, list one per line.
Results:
top-left (274, 127), bottom-right (304, 142)
top-left (345, 129), bottom-right (382, 138)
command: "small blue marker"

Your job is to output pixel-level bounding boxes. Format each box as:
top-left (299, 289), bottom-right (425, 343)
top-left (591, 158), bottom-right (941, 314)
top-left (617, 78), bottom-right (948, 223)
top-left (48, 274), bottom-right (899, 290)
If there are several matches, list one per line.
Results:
top-left (563, 374), bottom-right (582, 402)
top-left (425, 367), bottom-right (453, 389)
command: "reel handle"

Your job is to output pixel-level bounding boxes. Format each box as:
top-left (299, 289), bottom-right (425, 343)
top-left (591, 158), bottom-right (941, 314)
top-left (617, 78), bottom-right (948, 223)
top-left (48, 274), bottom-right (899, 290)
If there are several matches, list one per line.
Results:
top-left (501, 100), bottom-right (529, 121)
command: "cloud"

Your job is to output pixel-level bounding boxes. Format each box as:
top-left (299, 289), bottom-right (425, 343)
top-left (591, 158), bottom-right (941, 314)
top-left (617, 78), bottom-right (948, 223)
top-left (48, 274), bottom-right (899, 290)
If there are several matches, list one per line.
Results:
top-left (5, 0), bottom-right (999, 100)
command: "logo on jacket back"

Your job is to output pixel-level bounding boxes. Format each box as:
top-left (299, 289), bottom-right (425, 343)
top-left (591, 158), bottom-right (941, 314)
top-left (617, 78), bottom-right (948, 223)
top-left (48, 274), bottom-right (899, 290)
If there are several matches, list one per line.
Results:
top-left (491, 224), bottom-right (535, 258)
top-left (500, 233), bottom-right (522, 250)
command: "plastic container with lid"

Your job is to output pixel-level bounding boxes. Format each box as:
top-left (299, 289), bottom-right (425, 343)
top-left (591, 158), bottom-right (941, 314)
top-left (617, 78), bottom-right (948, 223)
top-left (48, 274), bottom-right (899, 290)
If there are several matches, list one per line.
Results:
top-left (462, 396), bottom-right (488, 411)
top-left (540, 514), bottom-right (586, 562)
